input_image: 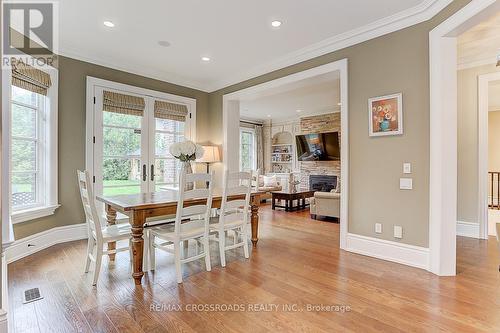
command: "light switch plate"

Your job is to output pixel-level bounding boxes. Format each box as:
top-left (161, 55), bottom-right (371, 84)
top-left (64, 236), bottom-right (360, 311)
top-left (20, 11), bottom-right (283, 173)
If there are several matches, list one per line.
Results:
top-left (400, 178), bottom-right (413, 190)
top-left (375, 223), bottom-right (382, 234)
top-left (394, 225), bottom-right (403, 239)
top-left (403, 163), bottom-right (411, 174)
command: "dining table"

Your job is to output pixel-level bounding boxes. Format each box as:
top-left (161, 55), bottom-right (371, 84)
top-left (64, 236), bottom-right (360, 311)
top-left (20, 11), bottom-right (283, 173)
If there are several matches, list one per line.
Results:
top-left (96, 188), bottom-right (264, 285)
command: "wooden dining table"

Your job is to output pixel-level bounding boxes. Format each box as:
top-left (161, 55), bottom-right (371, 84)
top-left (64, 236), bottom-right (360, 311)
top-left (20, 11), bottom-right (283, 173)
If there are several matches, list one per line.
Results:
top-left (96, 189), bottom-right (264, 285)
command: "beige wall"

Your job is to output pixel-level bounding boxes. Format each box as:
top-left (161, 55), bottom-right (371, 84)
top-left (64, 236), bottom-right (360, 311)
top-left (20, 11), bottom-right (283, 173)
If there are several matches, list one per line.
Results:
top-left (457, 64), bottom-right (500, 223)
top-left (13, 56), bottom-right (210, 239)
top-left (208, 0), bottom-right (470, 248)
top-left (489, 111), bottom-right (500, 172)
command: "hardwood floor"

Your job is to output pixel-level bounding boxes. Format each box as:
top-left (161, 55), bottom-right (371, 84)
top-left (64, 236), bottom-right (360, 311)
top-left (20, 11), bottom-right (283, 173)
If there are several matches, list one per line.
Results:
top-left (8, 204), bottom-right (500, 332)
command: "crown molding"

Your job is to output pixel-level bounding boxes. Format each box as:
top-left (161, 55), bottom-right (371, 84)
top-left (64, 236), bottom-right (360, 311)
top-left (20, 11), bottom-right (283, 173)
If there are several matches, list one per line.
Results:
top-left (58, 0), bottom-right (451, 93)
top-left (206, 0), bottom-right (453, 92)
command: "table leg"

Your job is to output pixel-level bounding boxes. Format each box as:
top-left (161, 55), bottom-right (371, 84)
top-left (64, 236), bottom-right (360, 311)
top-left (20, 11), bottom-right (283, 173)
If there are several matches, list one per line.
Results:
top-left (131, 210), bottom-right (145, 285)
top-left (272, 197), bottom-right (276, 210)
top-left (250, 204), bottom-right (259, 247)
top-left (105, 204), bottom-right (117, 261)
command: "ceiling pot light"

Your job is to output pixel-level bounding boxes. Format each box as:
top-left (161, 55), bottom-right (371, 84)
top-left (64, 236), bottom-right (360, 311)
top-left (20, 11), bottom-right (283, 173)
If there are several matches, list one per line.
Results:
top-left (201, 56), bottom-right (211, 62)
top-left (296, 109), bottom-right (302, 113)
top-left (267, 115), bottom-right (271, 118)
top-left (103, 21), bottom-right (115, 28)
top-left (158, 40), bottom-right (171, 47)
top-left (271, 20), bottom-right (282, 28)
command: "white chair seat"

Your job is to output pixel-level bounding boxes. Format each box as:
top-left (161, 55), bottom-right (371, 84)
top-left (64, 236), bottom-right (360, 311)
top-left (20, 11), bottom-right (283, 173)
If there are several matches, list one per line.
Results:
top-left (150, 219), bottom-right (206, 240)
top-left (97, 223), bottom-right (132, 241)
top-left (209, 216), bottom-right (245, 230)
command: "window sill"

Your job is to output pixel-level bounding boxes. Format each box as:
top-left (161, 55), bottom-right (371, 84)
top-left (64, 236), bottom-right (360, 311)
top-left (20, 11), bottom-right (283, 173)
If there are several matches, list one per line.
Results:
top-left (11, 204), bottom-right (60, 224)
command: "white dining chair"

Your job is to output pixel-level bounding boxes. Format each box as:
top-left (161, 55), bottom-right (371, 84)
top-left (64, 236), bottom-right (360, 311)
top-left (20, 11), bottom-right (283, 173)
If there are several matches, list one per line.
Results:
top-left (210, 170), bottom-right (251, 267)
top-left (146, 169), bottom-right (214, 283)
top-left (77, 170), bottom-right (133, 286)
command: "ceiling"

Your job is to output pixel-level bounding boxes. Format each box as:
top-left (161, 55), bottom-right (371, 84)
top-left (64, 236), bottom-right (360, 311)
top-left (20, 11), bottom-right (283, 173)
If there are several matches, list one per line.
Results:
top-left (458, 11), bottom-right (500, 69)
top-left (239, 71), bottom-right (340, 122)
top-left (57, 0), bottom-right (446, 92)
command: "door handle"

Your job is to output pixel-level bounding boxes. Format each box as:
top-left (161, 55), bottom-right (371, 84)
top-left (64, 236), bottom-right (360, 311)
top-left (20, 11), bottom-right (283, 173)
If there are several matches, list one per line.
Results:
top-left (151, 164), bottom-right (155, 181)
top-left (142, 164), bottom-right (147, 181)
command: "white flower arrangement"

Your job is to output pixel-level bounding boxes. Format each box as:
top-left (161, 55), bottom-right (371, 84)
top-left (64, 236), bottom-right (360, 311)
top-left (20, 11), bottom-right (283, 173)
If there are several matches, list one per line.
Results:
top-left (169, 140), bottom-right (204, 162)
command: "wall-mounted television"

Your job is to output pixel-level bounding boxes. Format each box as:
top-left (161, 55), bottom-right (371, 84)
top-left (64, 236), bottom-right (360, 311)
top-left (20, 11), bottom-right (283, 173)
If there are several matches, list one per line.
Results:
top-left (296, 132), bottom-right (340, 161)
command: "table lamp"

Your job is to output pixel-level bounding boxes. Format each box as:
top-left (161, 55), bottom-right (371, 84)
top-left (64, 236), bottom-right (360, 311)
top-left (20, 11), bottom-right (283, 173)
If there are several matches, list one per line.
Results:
top-left (196, 145), bottom-right (221, 174)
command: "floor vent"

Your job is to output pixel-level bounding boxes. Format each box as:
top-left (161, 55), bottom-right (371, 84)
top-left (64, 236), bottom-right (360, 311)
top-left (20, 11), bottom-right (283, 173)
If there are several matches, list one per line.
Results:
top-left (23, 288), bottom-right (43, 304)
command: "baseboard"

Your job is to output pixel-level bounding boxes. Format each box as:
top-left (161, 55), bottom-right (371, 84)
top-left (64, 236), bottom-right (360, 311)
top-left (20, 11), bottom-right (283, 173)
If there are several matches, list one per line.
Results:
top-left (5, 224), bottom-right (88, 264)
top-left (456, 221), bottom-right (480, 239)
top-left (345, 233), bottom-right (429, 270)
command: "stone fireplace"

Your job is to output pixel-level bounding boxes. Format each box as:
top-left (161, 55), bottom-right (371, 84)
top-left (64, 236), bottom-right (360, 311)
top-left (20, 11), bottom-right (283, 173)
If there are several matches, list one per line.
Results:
top-left (309, 175), bottom-right (338, 192)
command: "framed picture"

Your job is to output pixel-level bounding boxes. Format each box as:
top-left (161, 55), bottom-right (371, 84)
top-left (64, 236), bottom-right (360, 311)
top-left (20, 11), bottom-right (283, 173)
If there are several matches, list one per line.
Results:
top-left (368, 93), bottom-right (403, 137)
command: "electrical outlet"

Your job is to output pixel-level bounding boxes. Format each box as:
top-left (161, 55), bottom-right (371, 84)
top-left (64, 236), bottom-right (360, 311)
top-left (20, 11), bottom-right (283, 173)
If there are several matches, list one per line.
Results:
top-left (394, 226), bottom-right (403, 239)
top-left (375, 223), bottom-right (382, 234)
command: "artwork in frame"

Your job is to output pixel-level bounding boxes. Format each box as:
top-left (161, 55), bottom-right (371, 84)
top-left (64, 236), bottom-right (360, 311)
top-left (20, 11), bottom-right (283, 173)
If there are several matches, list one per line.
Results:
top-left (368, 93), bottom-right (403, 137)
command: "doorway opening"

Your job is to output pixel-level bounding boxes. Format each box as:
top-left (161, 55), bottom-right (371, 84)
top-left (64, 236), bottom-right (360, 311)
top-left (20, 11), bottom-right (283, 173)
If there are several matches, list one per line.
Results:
top-left (222, 59), bottom-right (348, 249)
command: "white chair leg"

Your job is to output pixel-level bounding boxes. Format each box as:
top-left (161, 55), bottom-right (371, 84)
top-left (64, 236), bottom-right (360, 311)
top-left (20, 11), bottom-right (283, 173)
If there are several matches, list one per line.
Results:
top-left (241, 227), bottom-right (249, 259)
top-left (92, 246), bottom-right (103, 286)
top-left (149, 233), bottom-right (156, 271)
top-left (128, 240), bottom-right (133, 263)
top-left (203, 235), bottom-right (211, 272)
top-left (174, 241), bottom-right (183, 283)
top-left (142, 231), bottom-right (149, 271)
top-left (232, 230), bottom-right (237, 245)
top-left (182, 240), bottom-right (189, 258)
top-left (84, 237), bottom-right (95, 273)
top-left (218, 231), bottom-right (226, 267)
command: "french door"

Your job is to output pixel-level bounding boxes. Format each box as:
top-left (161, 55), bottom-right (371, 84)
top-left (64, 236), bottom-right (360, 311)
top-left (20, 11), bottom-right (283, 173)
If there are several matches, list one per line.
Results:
top-left (92, 85), bottom-right (193, 201)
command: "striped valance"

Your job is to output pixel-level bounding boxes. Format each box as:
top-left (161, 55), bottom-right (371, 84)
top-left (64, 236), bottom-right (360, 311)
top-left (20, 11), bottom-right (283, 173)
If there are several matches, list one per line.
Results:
top-left (103, 91), bottom-right (145, 116)
top-left (11, 61), bottom-right (52, 96)
top-left (154, 100), bottom-right (188, 122)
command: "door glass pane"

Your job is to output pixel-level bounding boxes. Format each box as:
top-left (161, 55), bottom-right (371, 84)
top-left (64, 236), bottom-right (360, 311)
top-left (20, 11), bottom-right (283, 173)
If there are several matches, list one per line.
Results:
top-left (12, 173), bottom-right (36, 207)
top-left (103, 111), bottom-right (141, 128)
top-left (12, 104), bottom-right (37, 138)
top-left (154, 118), bottom-right (184, 190)
top-left (154, 158), bottom-right (178, 187)
top-left (156, 118), bottom-right (184, 132)
top-left (102, 158), bottom-right (141, 196)
top-left (103, 126), bottom-right (141, 157)
top-left (12, 139), bottom-right (36, 172)
top-left (240, 131), bottom-right (254, 171)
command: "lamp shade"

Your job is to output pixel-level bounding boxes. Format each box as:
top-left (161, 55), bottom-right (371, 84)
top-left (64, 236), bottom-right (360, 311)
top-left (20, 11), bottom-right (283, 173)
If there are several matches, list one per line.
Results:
top-left (196, 145), bottom-right (220, 163)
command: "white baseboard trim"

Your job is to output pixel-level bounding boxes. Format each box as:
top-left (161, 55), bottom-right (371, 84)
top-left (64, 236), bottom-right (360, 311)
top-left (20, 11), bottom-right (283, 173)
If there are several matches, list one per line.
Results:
top-left (345, 233), bottom-right (429, 270)
top-left (6, 224), bottom-right (88, 264)
top-left (456, 221), bottom-right (480, 239)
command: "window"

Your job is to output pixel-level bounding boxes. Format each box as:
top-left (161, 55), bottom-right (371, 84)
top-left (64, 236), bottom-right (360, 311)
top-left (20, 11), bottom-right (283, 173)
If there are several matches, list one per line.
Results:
top-left (11, 86), bottom-right (45, 210)
top-left (5, 61), bottom-right (59, 223)
top-left (240, 128), bottom-right (256, 171)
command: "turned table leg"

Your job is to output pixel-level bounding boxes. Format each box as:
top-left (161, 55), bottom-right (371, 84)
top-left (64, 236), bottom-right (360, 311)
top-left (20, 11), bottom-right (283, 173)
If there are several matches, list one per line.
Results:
top-left (250, 202), bottom-right (260, 247)
top-left (131, 210), bottom-right (145, 285)
top-left (105, 204), bottom-right (117, 261)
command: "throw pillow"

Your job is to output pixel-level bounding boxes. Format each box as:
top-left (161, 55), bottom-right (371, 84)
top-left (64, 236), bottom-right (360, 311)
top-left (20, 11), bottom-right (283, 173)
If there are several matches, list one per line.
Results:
top-left (263, 175), bottom-right (278, 187)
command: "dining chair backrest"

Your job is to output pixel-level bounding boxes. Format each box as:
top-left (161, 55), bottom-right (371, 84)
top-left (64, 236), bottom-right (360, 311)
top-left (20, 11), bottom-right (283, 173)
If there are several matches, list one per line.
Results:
top-left (174, 168), bottom-right (214, 237)
top-left (218, 170), bottom-right (252, 229)
top-left (251, 169), bottom-right (261, 189)
top-left (77, 170), bottom-right (103, 241)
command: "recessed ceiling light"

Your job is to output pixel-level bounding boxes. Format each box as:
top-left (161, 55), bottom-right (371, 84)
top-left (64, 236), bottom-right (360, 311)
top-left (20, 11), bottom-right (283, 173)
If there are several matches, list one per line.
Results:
top-left (296, 109), bottom-right (302, 113)
top-left (103, 21), bottom-right (115, 28)
top-left (158, 40), bottom-right (171, 47)
top-left (201, 56), bottom-right (211, 62)
top-left (271, 20), bottom-right (282, 28)
top-left (267, 115), bottom-right (271, 118)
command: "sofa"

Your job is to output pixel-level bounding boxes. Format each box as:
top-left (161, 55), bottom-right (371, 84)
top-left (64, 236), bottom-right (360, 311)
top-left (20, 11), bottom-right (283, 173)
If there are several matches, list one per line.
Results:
top-left (252, 170), bottom-right (282, 201)
top-left (310, 190), bottom-right (340, 220)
